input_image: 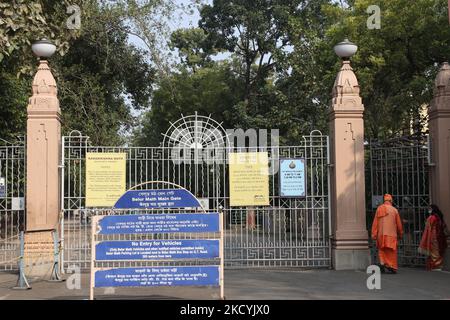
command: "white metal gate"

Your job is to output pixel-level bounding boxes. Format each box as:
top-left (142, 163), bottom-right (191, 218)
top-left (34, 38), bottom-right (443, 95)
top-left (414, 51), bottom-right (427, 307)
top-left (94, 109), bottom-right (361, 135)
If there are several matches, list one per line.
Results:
top-left (61, 115), bottom-right (331, 270)
top-left (0, 137), bottom-right (26, 271)
top-left (366, 135), bottom-right (430, 267)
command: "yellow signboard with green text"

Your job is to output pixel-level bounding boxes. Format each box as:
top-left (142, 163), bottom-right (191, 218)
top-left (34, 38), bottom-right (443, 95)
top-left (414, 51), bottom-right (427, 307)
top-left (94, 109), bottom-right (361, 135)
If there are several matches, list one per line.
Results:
top-left (86, 153), bottom-right (126, 207)
top-left (229, 152), bottom-right (270, 207)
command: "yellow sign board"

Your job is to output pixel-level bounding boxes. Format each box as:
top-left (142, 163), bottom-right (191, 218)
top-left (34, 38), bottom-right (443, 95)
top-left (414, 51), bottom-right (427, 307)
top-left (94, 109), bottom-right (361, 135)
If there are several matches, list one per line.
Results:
top-left (86, 153), bottom-right (126, 207)
top-left (229, 152), bottom-right (270, 207)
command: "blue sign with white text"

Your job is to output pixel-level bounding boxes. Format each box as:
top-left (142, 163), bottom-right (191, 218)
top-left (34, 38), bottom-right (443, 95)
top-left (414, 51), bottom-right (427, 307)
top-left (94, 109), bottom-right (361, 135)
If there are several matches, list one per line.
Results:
top-left (114, 189), bottom-right (201, 209)
top-left (97, 213), bottom-right (220, 235)
top-left (279, 159), bottom-right (306, 197)
top-left (94, 266), bottom-right (220, 288)
top-left (95, 239), bottom-right (220, 261)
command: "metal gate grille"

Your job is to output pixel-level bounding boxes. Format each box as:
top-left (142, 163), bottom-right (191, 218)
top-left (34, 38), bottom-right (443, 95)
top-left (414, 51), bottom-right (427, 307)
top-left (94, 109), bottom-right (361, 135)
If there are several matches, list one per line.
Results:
top-left (366, 136), bottom-right (429, 267)
top-left (0, 137), bottom-right (26, 271)
top-left (225, 134), bottom-right (330, 268)
top-left (61, 119), bottom-right (330, 270)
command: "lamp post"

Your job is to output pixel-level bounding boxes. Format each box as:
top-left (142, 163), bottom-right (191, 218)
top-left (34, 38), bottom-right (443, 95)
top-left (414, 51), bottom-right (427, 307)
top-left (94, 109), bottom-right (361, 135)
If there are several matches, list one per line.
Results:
top-left (329, 39), bottom-right (370, 270)
top-left (25, 38), bottom-right (62, 278)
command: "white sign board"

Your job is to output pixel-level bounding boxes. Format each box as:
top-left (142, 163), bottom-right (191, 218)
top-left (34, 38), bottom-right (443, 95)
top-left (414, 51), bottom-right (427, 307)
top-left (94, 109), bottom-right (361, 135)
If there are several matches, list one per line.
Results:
top-left (0, 177), bottom-right (5, 198)
top-left (198, 198), bottom-right (210, 211)
top-left (12, 197), bottom-right (25, 210)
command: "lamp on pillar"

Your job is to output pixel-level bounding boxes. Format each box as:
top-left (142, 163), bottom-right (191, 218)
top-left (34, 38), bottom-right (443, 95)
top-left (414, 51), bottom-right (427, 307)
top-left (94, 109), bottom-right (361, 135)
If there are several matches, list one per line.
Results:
top-left (24, 38), bottom-right (62, 278)
top-left (32, 39), bottom-right (57, 60)
top-left (334, 38), bottom-right (358, 61)
top-left (329, 39), bottom-right (370, 270)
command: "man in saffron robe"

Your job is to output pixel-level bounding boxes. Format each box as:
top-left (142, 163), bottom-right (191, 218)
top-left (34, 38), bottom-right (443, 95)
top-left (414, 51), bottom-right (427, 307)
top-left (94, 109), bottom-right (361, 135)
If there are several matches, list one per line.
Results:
top-left (371, 194), bottom-right (403, 274)
top-left (419, 204), bottom-right (448, 271)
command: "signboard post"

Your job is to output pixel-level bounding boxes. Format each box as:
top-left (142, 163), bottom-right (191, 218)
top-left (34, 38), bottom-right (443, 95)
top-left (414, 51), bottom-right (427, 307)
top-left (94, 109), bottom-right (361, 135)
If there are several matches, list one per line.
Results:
top-left (229, 152), bottom-right (270, 206)
top-left (89, 187), bottom-right (224, 300)
top-left (279, 159), bottom-right (306, 197)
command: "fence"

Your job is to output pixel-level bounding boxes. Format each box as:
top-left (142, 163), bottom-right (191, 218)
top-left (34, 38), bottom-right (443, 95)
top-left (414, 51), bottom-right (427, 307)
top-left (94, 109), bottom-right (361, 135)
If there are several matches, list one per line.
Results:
top-left (0, 137), bottom-right (26, 271)
top-left (61, 122), bottom-right (330, 270)
top-left (366, 135), bottom-right (429, 267)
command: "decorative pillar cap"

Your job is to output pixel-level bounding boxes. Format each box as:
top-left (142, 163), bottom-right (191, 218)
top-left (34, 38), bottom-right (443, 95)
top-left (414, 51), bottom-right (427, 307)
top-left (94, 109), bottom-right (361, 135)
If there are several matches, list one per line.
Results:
top-left (31, 60), bottom-right (57, 96)
top-left (330, 60), bottom-right (363, 112)
top-left (332, 61), bottom-right (360, 97)
top-left (28, 59), bottom-right (60, 114)
top-left (434, 62), bottom-right (450, 96)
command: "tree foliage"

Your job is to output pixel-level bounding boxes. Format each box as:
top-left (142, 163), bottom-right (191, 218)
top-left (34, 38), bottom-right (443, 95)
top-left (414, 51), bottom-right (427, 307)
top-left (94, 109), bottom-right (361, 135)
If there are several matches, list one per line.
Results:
top-left (52, 2), bottom-right (155, 145)
top-left (2, 0), bottom-right (450, 146)
top-left (136, 0), bottom-right (450, 147)
top-left (0, 0), bottom-right (162, 144)
top-left (134, 63), bottom-right (239, 146)
top-left (0, 0), bottom-right (87, 73)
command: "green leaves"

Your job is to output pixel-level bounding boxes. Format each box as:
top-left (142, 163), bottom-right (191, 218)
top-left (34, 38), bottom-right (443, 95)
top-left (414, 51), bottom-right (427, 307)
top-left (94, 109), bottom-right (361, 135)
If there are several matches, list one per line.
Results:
top-left (326, 0), bottom-right (450, 139)
top-left (0, 0), bottom-right (155, 145)
top-left (0, 0), bottom-right (84, 69)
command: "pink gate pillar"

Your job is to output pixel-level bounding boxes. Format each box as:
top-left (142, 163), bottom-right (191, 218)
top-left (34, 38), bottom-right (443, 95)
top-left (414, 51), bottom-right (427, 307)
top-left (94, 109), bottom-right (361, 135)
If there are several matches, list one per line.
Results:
top-left (429, 62), bottom-right (450, 271)
top-left (329, 60), bottom-right (370, 270)
top-left (26, 59), bottom-right (61, 232)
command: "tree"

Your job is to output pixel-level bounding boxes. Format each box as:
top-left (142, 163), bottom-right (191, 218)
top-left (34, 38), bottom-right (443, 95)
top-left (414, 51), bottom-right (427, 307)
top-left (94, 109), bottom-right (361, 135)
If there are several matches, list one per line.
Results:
top-left (0, 1), bottom-right (156, 144)
top-left (0, 0), bottom-right (86, 140)
top-left (0, 0), bottom-right (86, 73)
top-left (134, 63), bottom-right (239, 147)
top-left (53, 2), bottom-right (155, 145)
top-left (104, 0), bottom-right (200, 77)
top-left (199, 0), bottom-right (299, 113)
top-left (0, 69), bottom-right (28, 140)
top-left (169, 28), bottom-right (214, 73)
top-left (322, 0), bottom-right (450, 139)
top-left (136, 1), bottom-right (336, 146)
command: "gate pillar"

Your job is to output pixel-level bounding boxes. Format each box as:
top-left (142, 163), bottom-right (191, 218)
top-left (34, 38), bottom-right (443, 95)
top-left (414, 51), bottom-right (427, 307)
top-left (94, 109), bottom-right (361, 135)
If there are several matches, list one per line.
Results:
top-left (25, 42), bottom-right (61, 277)
top-left (329, 59), bottom-right (370, 270)
top-left (429, 62), bottom-right (450, 271)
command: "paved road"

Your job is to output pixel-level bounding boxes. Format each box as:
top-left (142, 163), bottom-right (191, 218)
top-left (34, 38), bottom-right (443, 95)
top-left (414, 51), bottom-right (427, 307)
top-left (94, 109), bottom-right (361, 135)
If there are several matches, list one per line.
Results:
top-left (0, 268), bottom-right (449, 300)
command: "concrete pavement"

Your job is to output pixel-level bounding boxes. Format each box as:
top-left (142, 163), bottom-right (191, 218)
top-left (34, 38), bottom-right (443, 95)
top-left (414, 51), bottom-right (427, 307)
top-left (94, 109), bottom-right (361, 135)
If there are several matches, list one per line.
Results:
top-left (0, 268), bottom-right (449, 300)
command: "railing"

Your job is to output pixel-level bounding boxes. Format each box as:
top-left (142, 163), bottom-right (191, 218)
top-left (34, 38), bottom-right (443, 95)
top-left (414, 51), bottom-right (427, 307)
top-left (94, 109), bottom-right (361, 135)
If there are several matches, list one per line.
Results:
top-left (366, 135), bottom-right (429, 267)
top-left (0, 137), bottom-right (26, 271)
top-left (61, 130), bottom-right (330, 270)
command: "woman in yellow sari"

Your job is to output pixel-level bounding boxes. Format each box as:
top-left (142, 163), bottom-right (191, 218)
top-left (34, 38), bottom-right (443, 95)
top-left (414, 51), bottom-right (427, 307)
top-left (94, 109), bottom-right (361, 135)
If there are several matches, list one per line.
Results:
top-left (419, 205), bottom-right (448, 271)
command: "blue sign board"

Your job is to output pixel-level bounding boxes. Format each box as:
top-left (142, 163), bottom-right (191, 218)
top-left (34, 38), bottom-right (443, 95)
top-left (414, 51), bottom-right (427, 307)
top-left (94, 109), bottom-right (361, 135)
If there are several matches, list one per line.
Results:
top-left (95, 266), bottom-right (219, 288)
top-left (97, 213), bottom-right (220, 235)
top-left (96, 239), bottom-right (220, 261)
top-left (114, 189), bottom-right (201, 209)
top-left (0, 178), bottom-right (5, 198)
top-left (279, 159), bottom-right (306, 197)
